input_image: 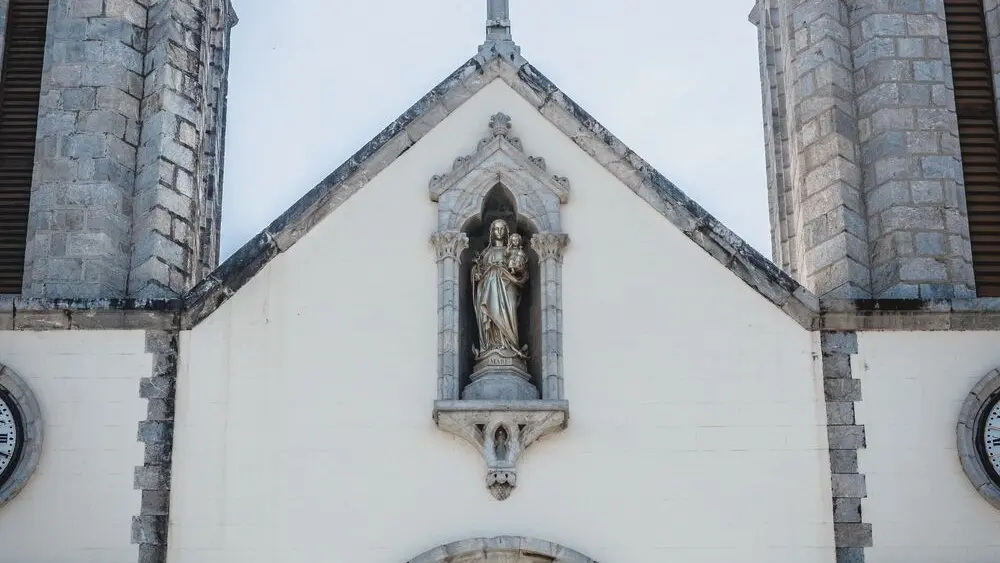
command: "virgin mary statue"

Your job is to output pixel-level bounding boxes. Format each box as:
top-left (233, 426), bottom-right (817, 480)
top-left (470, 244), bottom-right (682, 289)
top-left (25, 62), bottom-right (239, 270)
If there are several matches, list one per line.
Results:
top-left (471, 219), bottom-right (528, 361)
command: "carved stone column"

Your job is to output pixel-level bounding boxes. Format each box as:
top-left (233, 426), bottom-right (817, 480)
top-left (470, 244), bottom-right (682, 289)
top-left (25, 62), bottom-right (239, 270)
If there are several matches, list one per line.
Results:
top-left (431, 231), bottom-right (468, 400)
top-left (532, 233), bottom-right (569, 401)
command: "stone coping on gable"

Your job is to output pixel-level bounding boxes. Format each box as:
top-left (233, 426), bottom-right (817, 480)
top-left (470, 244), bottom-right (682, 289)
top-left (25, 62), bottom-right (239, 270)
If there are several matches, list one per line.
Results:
top-left (175, 50), bottom-right (820, 331)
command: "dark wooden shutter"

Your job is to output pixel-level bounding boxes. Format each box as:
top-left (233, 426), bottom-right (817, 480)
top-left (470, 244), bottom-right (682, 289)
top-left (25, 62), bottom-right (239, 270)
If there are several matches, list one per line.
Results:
top-left (945, 0), bottom-right (1000, 296)
top-left (0, 0), bottom-right (48, 294)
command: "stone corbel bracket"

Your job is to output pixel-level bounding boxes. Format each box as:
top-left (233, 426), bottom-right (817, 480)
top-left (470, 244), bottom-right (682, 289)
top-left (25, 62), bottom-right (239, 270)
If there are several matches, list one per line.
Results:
top-left (434, 400), bottom-right (568, 500)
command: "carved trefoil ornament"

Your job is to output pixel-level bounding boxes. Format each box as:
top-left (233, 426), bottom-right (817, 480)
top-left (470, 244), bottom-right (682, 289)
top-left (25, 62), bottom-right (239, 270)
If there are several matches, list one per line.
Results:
top-left (430, 112), bottom-right (569, 500)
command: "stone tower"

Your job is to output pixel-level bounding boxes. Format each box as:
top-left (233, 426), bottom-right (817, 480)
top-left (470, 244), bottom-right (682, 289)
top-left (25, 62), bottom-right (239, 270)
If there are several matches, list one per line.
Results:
top-left (751, 0), bottom-right (1000, 299)
top-left (0, 0), bottom-right (237, 299)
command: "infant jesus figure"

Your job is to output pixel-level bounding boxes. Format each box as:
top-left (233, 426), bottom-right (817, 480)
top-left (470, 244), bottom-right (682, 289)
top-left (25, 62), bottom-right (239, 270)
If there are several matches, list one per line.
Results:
top-left (506, 233), bottom-right (529, 279)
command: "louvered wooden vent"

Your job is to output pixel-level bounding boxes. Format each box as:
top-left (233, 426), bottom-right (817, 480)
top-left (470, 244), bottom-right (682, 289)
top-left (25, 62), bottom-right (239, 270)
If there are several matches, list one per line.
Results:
top-left (0, 0), bottom-right (48, 294)
top-left (945, 0), bottom-right (1000, 296)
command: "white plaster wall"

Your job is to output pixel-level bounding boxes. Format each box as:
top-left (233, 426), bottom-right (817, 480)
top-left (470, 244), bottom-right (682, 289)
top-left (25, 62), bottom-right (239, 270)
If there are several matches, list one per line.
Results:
top-left (856, 331), bottom-right (1000, 563)
top-left (0, 330), bottom-right (148, 563)
top-left (169, 79), bottom-right (831, 563)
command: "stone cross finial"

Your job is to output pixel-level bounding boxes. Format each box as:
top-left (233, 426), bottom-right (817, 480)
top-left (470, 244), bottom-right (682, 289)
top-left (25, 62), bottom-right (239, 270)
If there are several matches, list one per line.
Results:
top-left (486, 0), bottom-right (512, 42)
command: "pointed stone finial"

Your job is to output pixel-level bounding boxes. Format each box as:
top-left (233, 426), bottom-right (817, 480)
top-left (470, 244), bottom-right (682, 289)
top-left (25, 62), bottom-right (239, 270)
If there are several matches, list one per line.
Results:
top-left (486, 0), bottom-right (511, 41)
top-left (480, 0), bottom-right (520, 59)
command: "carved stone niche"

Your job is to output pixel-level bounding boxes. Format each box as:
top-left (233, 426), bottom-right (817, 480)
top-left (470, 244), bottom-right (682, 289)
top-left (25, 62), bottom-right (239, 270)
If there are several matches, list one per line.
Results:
top-left (430, 113), bottom-right (569, 501)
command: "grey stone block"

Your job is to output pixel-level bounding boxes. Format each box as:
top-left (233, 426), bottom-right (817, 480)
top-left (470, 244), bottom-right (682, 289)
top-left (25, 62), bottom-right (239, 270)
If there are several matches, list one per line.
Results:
top-left (144, 442), bottom-right (172, 466)
top-left (131, 515), bottom-right (166, 545)
top-left (823, 354), bottom-right (853, 379)
top-left (133, 465), bottom-right (169, 490)
top-left (825, 378), bottom-right (864, 402)
top-left (137, 420), bottom-right (171, 443)
top-left (829, 425), bottom-right (866, 450)
top-left (462, 370), bottom-right (539, 401)
top-left (827, 402), bottom-right (856, 425)
top-left (138, 543), bottom-right (167, 563)
top-left (830, 449), bottom-right (859, 474)
top-left (139, 377), bottom-right (174, 400)
top-left (832, 473), bottom-right (868, 499)
top-left (836, 547), bottom-right (865, 563)
top-left (821, 332), bottom-right (858, 355)
top-left (141, 490), bottom-right (170, 516)
top-left (834, 497), bottom-right (863, 523)
top-left (835, 523), bottom-right (874, 548)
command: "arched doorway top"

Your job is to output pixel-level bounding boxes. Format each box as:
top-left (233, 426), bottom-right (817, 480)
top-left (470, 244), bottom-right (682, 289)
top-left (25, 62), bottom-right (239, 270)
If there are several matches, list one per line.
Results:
top-left (407, 536), bottom-right (598, 563)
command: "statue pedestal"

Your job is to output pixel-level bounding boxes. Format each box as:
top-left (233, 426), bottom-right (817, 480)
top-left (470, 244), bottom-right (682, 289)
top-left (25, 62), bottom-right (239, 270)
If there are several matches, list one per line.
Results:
top-left (462, 350), bottom-right (539, 401)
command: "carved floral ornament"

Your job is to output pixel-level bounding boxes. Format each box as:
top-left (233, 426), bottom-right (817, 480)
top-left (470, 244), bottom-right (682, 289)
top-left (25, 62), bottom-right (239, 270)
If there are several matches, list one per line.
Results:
top-left (429, 113), bottom-right (570, 501)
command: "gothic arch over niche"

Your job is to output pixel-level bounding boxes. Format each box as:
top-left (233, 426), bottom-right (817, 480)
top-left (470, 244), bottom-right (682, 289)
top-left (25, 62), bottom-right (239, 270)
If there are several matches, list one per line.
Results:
top-left (429, 113), bottom-right (570, 501)
top-left (407, 536), bottom-right (599, 563)
top-left (430, 112), bottom-right (569, 403)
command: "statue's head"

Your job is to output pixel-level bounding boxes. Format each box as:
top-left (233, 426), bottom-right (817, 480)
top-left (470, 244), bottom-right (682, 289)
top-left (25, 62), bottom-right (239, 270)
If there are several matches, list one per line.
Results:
top-left (508, 233), bottom-right (522, 248)
top-left (489, 219), bottom-right (509, 244)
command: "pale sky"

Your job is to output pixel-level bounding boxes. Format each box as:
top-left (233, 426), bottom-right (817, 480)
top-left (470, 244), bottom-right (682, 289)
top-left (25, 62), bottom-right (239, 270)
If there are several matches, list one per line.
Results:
top-left (221, 0), bottom-right (771, 259)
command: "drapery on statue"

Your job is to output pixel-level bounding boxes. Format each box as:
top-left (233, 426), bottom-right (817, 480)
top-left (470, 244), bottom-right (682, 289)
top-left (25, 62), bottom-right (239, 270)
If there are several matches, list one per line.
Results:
top-left (471, 219), bottom-right (528, 364)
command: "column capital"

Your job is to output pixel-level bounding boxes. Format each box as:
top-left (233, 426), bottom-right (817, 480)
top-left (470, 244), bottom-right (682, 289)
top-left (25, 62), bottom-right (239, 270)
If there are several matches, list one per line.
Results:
top-left (431, 231), bottom-right (469, 262)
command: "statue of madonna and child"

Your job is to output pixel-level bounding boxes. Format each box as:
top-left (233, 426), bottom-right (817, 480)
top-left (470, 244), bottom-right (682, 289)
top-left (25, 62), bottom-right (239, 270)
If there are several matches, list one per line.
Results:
top-left (465, 218), bottom-right (539, 400)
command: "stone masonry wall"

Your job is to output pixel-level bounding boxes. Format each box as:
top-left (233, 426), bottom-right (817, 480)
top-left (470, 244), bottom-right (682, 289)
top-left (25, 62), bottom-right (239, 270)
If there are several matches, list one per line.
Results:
top-left (753, 0), bottom-right (978, 299)
top-left (195, 1), bottom-right (234, 279)
top-left (130, 0), bottom-right (234, 298)
top-left (20, 0), bottom-right (234, 300)
top-left (753, 2), bottom-right (799, 278)
top-left (850, 0), bottom-right (975, 299)
top-left (21, 0), bottom-right (147, 298)
top-left (786, 0), bottom-right (870, 299)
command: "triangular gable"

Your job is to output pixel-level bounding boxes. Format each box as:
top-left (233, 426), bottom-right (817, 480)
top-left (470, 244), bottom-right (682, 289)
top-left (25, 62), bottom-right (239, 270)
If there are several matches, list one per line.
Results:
top-left (183, 49), bottom-right (820, 329)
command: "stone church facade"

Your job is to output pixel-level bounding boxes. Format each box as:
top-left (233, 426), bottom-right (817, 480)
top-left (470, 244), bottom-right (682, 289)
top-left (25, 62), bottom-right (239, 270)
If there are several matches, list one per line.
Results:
top-left (0, 1), bottom-right (999, 562)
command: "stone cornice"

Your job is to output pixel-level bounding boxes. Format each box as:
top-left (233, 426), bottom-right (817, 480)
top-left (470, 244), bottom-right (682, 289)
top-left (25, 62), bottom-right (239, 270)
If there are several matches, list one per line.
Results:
top-left (5, 286), bottom-right (1000, 334)
top-left (0, 297), bottom-right (180, 331)
top-left (818, 298), bottom-right (1000, 331)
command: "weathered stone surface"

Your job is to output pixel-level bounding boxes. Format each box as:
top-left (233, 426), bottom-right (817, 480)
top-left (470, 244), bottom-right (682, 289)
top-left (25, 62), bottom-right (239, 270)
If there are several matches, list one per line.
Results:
top-left (828, 425), bottom-right (867, 449)
top-left (22, 0), bottom-right (236, 301)
top-left (830, 449), bottom-right (859, 474)
top-left (132, 330), bottom-right (180, 563)
top-left (753, 0), bottom-right (976, 301)
top-left (819, 331), bottom-right (871, 555)
top-left (835, 523), bottom-right (874, 548)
